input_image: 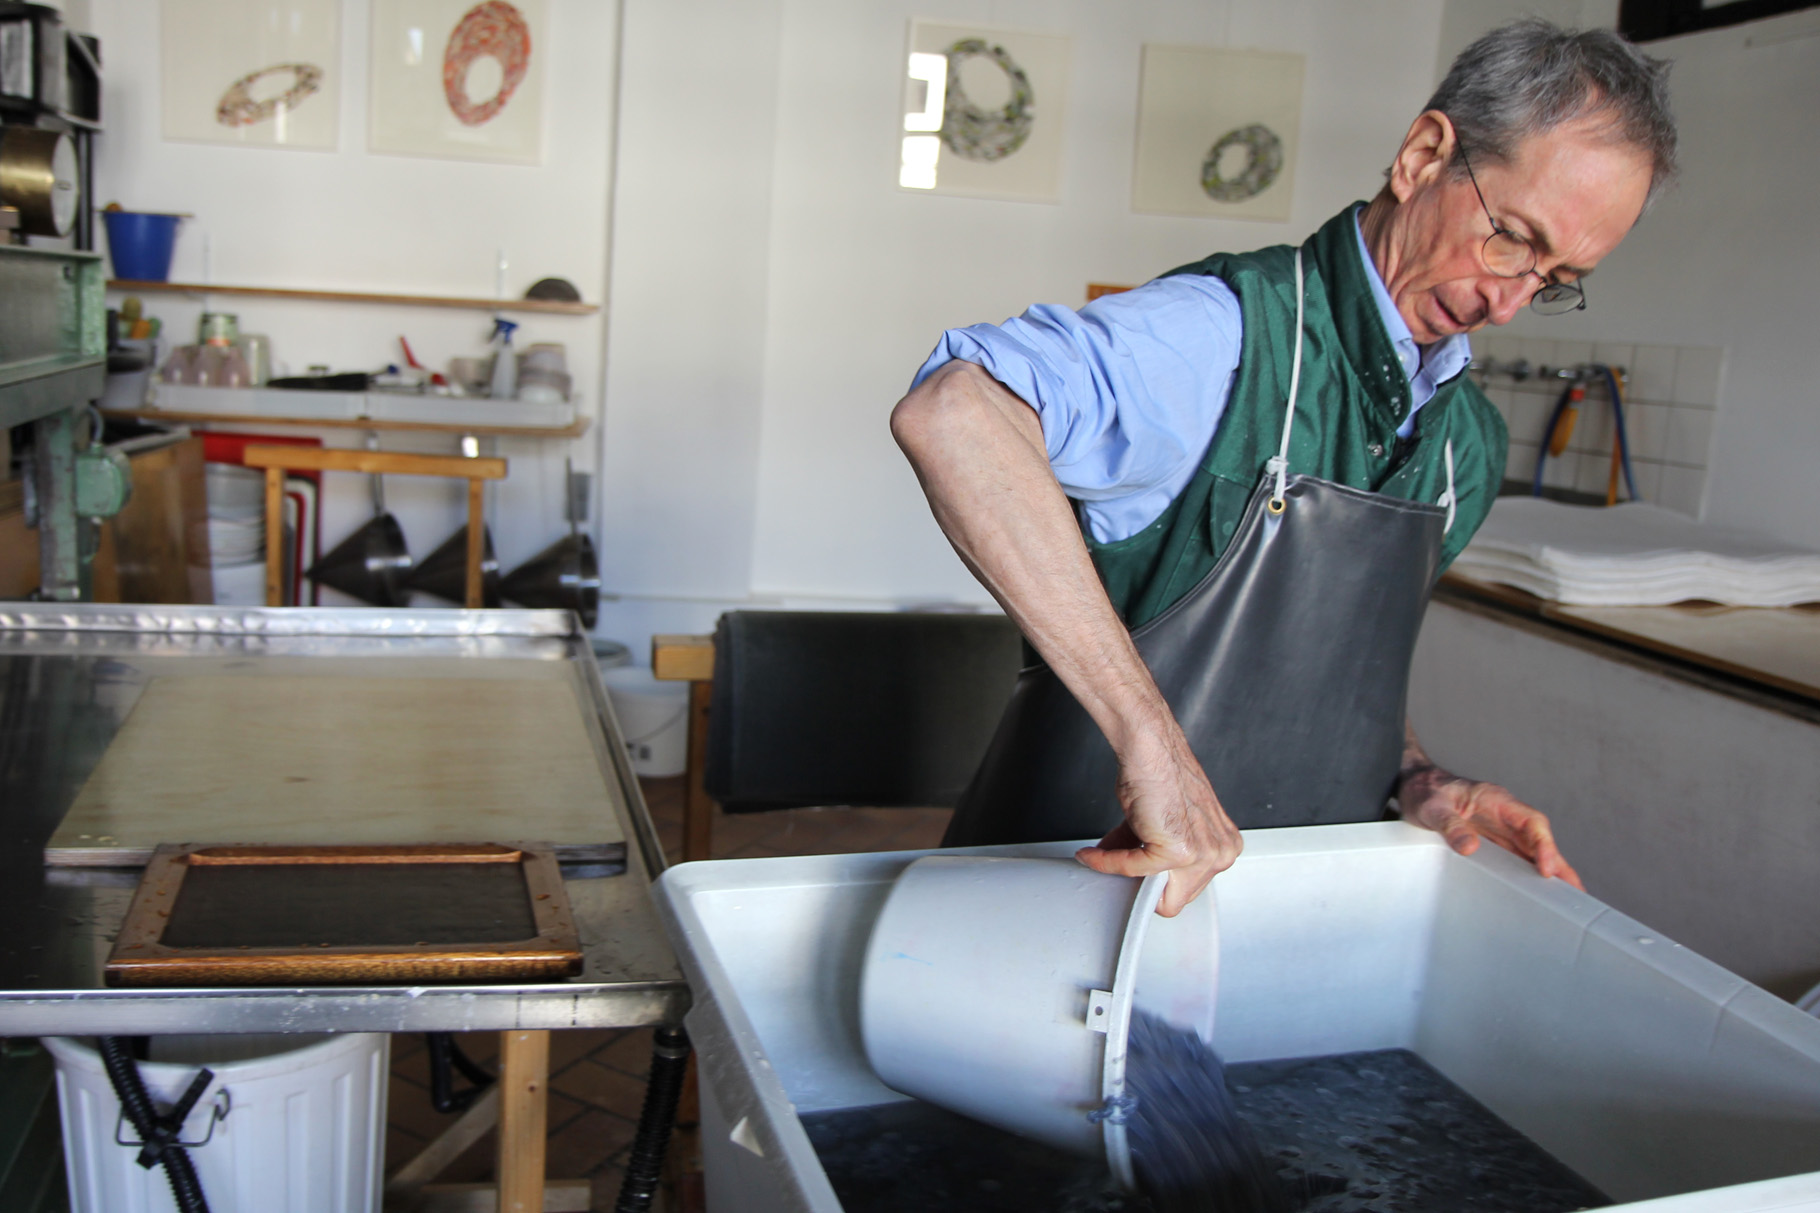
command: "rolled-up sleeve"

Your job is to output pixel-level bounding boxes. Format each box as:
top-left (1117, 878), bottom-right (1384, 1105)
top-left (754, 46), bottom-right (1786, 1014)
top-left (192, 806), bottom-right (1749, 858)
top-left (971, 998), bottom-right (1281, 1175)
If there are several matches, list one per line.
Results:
top-left (910, 275), bottom-right (1243, 542)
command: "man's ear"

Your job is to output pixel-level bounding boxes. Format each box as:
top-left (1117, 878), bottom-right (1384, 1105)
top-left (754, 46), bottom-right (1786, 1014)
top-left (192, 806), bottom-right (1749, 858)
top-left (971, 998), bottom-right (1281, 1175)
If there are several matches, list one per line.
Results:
top-left (1389, 110), bottom-right (1457, 203)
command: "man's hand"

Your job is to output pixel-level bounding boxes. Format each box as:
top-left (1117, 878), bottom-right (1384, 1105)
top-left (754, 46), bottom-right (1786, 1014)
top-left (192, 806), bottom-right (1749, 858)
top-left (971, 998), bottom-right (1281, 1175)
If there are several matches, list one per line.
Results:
top-left (1075, 721), bottom-right (1244, 916)
top-left (1397, 762), bottom-right (1583, 889)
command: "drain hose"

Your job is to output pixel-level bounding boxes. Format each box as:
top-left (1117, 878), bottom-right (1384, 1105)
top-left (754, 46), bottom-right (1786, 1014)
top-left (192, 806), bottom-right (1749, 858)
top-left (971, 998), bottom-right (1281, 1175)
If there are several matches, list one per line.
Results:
top-left (613, 1026), bottom-right (691, 1213)
top-left (97, 1037), bottom-right (212, 1213)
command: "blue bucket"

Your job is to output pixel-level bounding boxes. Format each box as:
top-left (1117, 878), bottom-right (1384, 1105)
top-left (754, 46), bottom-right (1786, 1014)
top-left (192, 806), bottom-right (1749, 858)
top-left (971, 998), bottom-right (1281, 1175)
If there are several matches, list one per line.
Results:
top-left (102, 211), bottom-right (182, 282)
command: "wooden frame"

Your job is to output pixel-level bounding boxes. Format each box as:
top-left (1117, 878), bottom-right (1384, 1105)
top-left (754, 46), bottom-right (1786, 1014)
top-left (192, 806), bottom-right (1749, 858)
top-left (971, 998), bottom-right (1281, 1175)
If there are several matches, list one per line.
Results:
top-left (105, 843), bottom-right (581, 987)
top-left (242, 443), bottom-right (506, 608)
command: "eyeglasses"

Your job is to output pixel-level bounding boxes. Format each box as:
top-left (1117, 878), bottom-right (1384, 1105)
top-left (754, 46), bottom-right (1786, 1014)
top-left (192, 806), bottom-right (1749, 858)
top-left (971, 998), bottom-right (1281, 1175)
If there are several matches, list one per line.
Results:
top-left (1460, 148), bottom-right (1587, 317)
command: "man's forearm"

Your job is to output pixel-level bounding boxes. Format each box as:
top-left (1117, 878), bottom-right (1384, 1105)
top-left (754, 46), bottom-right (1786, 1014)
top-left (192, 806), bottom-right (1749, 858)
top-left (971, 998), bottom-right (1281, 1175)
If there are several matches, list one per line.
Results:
top-left (889, 360), bottom-right (1176, 757)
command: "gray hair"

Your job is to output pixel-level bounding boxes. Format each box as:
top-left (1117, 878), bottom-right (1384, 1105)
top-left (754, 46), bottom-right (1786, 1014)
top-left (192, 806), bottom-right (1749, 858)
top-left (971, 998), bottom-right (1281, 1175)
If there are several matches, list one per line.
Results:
top-left (1427, 18), bottom-right (1678, 206)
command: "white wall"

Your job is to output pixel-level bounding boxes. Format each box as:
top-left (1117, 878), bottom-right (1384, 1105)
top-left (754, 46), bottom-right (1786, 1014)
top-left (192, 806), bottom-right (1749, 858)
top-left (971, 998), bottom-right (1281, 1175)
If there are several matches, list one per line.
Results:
top-left (75, 0), bottom-right (616, 588)
top-left (599, 0), bottom-right (1454, 649)
top-left (1443, 3), bottom-right (1820, 549)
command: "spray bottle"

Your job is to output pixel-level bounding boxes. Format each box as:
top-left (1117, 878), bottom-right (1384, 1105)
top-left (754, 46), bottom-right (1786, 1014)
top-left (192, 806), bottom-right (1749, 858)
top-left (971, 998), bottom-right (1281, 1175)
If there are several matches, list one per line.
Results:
top-left (487, 317), bottom-right (520, 400)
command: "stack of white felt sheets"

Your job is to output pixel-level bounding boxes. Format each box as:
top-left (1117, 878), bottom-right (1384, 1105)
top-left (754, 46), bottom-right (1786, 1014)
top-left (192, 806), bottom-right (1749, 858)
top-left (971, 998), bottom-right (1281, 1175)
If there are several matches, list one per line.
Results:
top-left (1452, 498), bottom-right (1820, 606)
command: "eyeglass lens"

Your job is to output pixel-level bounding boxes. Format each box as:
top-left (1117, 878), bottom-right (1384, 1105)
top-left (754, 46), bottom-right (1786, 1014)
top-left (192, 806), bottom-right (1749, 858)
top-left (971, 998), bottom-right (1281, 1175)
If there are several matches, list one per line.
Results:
top-left (1531, 285), bottom-right (1585, 316)
top-left (1481, 230), bottom-right (1535, 277)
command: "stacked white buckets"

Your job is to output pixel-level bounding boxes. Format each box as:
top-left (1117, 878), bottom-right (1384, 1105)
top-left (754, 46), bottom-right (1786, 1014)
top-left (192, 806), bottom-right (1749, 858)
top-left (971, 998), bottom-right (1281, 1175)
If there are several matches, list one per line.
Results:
top-left (43, 1033), bottom-right (389, 1213)
top-left (204, 464), bottom-right (267, 606)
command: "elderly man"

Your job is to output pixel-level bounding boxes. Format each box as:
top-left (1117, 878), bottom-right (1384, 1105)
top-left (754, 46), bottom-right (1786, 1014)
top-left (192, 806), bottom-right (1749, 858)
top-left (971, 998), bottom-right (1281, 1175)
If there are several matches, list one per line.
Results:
top-left (891, 20), bottom-right (1677, 916)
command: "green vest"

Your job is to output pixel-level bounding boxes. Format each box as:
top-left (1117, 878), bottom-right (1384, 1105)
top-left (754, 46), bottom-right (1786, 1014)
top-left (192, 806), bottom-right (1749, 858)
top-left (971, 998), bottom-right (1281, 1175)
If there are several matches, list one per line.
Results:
top-left (1088, 205), bottom-right (1507, 628)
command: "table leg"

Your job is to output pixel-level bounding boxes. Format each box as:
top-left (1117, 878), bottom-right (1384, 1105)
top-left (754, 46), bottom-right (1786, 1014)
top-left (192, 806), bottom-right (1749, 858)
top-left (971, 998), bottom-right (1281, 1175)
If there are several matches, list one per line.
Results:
top-left (263, 466), bottom-right (285, 607)
top-left (497, 1029), bottom-right (549, 1213)
top-left (683, 682), bottom-right (715, 862)
top-left (613, 1026), bottom-right (691, 1212)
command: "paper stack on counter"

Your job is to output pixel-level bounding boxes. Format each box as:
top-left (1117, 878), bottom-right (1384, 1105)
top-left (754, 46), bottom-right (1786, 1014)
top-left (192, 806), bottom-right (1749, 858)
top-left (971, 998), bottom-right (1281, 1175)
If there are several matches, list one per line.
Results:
top-left (1453, 498), bottom-right (1820, 606)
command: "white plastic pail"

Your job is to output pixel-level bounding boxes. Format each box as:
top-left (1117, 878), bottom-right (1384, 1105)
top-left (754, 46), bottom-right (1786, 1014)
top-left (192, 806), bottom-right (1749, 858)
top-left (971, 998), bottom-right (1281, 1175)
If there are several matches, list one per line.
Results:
top-left (44, 1032), bottom-right (389, 1213)
top-left (859, 856), bottom-right (1218, 1187)
top-left (603, 665), bottom-right (688, 778)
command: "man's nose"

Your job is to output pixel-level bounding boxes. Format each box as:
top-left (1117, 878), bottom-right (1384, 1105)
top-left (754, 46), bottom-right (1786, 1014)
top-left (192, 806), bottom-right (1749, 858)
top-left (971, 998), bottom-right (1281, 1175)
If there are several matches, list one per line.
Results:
top-left (1485, 275), bottom-right (1532, 326)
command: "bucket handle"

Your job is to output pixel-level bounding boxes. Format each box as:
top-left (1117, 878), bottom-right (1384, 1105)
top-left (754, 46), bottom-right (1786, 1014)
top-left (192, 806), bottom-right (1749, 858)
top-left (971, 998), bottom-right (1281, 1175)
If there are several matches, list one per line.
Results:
top-left (114, 1083), bottom-right (231, 1155)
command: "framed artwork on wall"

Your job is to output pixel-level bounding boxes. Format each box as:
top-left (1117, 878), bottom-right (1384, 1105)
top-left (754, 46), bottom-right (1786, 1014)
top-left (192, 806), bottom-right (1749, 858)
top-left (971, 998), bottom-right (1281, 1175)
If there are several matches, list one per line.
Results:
top-left (898, 21), bottom-right (1071, 204)
top-left (369, 0), bottom-right (547, 164)
top-left (1132, 44), bottom-right (1304, 223)
top-left (160, 0), bottom-right (341, 150)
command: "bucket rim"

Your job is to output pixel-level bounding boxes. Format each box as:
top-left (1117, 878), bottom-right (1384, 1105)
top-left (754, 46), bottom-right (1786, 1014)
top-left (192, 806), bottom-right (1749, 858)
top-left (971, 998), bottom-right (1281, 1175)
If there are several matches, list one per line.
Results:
top-left (1097, 870), bottom-right (1166, 1189)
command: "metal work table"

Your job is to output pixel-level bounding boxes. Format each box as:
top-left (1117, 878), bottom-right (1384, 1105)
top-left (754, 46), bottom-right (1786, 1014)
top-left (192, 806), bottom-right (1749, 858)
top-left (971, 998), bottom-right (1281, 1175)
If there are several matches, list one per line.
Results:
top-left (0, 603), bottom-right (689, 1036)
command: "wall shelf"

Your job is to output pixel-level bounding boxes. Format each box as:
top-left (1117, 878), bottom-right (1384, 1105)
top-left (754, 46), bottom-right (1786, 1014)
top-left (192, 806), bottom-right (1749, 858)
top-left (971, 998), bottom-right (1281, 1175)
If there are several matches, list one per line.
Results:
top-left (106, 280), bottom-right (598, 316)
top-left (106, 383), bottom-right (588, 439)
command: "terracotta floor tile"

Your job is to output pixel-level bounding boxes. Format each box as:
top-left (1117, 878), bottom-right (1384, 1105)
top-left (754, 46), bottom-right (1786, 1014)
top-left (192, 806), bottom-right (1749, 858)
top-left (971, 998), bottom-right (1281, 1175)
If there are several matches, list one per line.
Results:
top-left (547, 1107), bottom-right (639, 1178)
top-left (549, 1027), bottom-right (618, 1075)
top-left (437, 1128), bottom-right (496, 1184)
top-left (593, 1028), bottom-right (654, 1079)
top-left (554, 1058), bottom-right (649, 1117)
top-left (386, 1125), bottom-right (426, 1174)
top-left (386, 1073), bottom-right (467, 1141)
top-left (452, 1030), bottom-right (500, 1066)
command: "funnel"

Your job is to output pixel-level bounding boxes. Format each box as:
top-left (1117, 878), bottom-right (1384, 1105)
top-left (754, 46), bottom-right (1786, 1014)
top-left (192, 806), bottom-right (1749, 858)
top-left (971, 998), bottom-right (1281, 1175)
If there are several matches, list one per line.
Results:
top-left (307, 468), bottom-right (412, 607)
top-left (404, 523), bottom-right (501, 607)
top-left (500, 460), bottom-right (599, 627)
top-left (500, 532), bottom-right (599, 627)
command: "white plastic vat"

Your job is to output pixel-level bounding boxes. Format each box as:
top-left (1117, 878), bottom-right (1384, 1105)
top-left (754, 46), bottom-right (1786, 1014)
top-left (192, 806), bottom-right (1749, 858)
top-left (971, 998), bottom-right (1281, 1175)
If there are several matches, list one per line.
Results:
top-left (652, 823), bottom-right (1820, 1213)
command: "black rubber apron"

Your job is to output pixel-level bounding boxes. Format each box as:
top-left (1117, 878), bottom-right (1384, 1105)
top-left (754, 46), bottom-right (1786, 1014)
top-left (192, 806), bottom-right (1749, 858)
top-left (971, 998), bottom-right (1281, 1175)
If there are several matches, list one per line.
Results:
top-left (945, 251), bottom-right (1454, 846)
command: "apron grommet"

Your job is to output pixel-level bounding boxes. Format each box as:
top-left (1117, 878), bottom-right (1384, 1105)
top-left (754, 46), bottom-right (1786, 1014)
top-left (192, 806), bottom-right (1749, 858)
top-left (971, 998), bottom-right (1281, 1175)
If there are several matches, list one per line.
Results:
top-left (1267, 497), bottom-right (1286, 515)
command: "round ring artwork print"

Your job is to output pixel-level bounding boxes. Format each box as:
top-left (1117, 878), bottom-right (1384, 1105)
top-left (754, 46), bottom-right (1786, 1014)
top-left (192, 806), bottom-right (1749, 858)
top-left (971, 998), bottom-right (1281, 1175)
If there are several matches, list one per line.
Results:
top-left (941, 38), bottom-right (1034, 162)
top-left (1201, 124), bottom-right (1284, 202)
top-left (444, 0), bottom-right (532, 127)
top-left (216, 63), bottom-right (324, 127)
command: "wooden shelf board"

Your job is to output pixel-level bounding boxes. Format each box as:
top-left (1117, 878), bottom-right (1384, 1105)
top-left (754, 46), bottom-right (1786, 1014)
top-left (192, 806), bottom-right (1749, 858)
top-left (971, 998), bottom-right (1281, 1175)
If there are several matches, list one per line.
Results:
top-left (104, 407), bottom-right (589, 440)
top-left (108, 280), bottom-right (598, 315)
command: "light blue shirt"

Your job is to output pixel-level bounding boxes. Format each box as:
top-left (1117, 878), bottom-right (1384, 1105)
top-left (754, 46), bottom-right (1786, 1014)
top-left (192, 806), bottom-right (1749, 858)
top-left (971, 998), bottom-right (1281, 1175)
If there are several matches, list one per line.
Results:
top-left (911, 207), bottom-right (1472, 542)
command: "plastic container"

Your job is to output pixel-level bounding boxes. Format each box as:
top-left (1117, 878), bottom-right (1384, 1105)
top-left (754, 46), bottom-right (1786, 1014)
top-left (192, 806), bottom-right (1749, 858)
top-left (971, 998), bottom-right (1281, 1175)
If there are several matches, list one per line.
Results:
top-left (859, 856), bottom-right (1214, 1185)
top-left (592, 636), bottom-right (631, 672)
top-left (603, 665), bottom-right (688, 777)
top-left (651, 824), bottom-right (1820, 1213)
top-left (43, 1032), bottom-right (389, 1213)
top-left (102, 211), bottom-right (182, 282)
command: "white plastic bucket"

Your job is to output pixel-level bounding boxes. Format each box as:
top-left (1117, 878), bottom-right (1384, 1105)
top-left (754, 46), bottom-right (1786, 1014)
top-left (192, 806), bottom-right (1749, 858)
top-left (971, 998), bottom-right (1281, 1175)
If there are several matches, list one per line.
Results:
top-left (858, 856), bottom-right (1218, 1187)
top-left (43, 1032), bottom-right (389, 1213)
top-left (603, 665), bottom-right (688, 778)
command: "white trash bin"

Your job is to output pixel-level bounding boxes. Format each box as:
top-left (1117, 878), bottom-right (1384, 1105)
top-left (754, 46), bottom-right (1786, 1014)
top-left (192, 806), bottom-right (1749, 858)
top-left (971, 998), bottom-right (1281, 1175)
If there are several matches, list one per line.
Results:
top-left (44, 1032), bottom-right (389, 1213)
top-left (603, 665), bottom-right (688, 777)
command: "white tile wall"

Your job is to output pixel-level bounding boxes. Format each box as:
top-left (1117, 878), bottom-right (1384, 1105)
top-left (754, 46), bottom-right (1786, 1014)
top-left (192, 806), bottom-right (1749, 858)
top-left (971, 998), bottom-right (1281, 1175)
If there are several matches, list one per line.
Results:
top-left (1628, 344), bottom-right (1679, 403)
top-left (1470, 337), bottom-right (1727, 518)
top-left (1623, 402), bottom-right (1672, 462)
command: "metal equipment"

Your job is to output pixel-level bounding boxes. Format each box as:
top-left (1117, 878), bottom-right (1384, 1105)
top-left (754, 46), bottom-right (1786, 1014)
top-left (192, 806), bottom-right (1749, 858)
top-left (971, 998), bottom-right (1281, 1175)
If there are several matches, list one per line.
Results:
top-left (1, 242), bottom-right (125, 599)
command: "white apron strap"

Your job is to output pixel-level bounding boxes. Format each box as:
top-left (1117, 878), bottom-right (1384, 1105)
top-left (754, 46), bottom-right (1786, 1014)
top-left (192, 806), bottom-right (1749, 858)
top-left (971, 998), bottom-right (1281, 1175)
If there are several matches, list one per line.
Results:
top-left (1265, 248), bottom-right (1306, 514)
top-left (1438, 438), bottom-right (1457, 534)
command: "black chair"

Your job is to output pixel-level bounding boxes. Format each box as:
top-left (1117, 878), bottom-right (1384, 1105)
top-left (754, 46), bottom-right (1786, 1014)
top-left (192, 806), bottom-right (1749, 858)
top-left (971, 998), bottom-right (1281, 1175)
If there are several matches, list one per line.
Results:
top-left (694, 609), bottom-right (1022, 843)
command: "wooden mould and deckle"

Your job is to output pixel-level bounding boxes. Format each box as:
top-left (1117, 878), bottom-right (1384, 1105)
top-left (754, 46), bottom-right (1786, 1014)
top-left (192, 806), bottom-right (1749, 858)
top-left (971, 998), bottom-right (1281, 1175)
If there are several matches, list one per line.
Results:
top-left (105, 843), bottom-right (583, 987)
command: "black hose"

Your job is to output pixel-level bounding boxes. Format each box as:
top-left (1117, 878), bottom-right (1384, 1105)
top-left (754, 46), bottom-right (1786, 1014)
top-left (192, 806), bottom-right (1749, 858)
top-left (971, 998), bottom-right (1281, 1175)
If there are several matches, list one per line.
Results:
top-left (97, 1036), bottom-right (212, 1213)
top-left (425, 1032), bottom-right (495, 1114)
top-left (613, 1026), bottom-right (691, 1213)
